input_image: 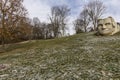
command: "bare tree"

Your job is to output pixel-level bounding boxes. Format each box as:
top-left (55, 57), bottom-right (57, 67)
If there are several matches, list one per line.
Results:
top-left (86, 0), bottom-right (106, 31)
top-left (46, 24), bottom-right (53, 39)
top-left (33, 17), bottom-right (40, 28)
top-left (0, 0), bottom-right (27, 47)
top-left (74, 8), bottom-right (90, 33)
top-left (16, 17), bottom-right (32, 41)
top-left (80, 8), bottom-right (90, 32)
top-left (32, 17), bottom-right (42, 39)
top-left (74, 19), bottom-right (84, 34)
top-left (32, 17), bottom-right (51, 39)
top-left (32, 17), bottom-right (53, 40)
top-left (49, 5), bottom-right (70, 38)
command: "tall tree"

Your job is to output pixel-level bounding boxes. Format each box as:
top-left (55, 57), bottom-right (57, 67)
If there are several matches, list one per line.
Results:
top-left (86, 0), bottom-right (106, 31)
top-left (32, 17), bottom-right (42, 39)
top-left (74, 19), bottom-right (84, 34)
top-left (49, 5), bottom-right (70, 38)
top-left (0, 0), bottom-right (27, 47)
top-left (16, 17), bottom-right (32, 41)
top-left (80, 8), bottom-right (90, 32)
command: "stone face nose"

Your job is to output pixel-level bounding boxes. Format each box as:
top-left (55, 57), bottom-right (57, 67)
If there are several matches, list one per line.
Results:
top-left (103, 24), bottom-right (106, 28)
top-left (101, 27), bottom-right (106, 30)
top-left (101, 25), bottom-right (106, 30)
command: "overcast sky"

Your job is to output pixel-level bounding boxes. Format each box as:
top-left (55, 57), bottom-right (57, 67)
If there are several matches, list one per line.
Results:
top-left (23, 0), bottom-right (120, 34)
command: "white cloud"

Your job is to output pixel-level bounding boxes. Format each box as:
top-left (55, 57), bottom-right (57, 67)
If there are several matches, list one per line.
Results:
top-left (23, 0), bottom-right (51, 22)
top-left (102, 0), bottom-right (120, 22)
top-left (23, 0), bottom-right (120, 22)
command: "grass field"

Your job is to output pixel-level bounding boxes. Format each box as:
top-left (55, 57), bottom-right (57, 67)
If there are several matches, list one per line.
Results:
top-left (0, 32), bottom-right (120, 80)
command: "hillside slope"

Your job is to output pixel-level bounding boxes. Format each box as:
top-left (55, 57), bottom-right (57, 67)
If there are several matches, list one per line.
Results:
top-left (0, 32), bottom-right (120, 80)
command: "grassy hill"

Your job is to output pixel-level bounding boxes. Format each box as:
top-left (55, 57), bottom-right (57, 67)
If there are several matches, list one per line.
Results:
top-left (0, 32), bottom-right (120, 80)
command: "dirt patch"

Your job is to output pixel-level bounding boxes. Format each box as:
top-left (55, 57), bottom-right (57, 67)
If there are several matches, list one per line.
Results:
top-left (0, 64), bottom-right (11, 71)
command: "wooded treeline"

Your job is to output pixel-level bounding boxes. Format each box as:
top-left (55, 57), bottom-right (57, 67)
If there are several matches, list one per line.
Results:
top-left (0, 0), bottom-right (106, 46)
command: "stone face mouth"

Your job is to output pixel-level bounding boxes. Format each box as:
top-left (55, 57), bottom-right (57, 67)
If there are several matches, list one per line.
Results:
top-left (98, 28), bottom-right (114, 35)
top-left (101, 28), bottom-right (109, 31)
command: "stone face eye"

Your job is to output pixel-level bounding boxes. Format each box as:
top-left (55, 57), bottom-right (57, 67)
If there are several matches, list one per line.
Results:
top-left (105, 23), bottom-right (111, 25)
top-left (98, 24), bottom-right (103, 27)
top-left (112, 26), bottom-right (115, 28)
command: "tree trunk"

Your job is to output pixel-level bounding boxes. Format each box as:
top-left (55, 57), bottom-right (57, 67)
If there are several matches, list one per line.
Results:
top-left (1, 12), bottom-right (5, 48)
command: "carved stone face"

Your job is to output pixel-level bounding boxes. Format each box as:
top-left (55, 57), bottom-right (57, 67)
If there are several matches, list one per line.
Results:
top-left (97, 17), bottom-right (117, 35)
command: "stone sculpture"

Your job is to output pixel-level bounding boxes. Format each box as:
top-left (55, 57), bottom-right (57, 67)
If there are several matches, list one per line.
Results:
top-left (97, 16), bottom-right (120, 35)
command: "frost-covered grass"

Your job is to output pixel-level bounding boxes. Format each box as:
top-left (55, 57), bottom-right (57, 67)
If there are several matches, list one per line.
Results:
top-left (0, 32), bottom-right (120, 80)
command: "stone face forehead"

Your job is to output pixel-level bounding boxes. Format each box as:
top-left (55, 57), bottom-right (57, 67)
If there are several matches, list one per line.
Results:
top-left (98, 17), bottom-right (113, 24)
top-left (104, 18), bottom-right (112, 23)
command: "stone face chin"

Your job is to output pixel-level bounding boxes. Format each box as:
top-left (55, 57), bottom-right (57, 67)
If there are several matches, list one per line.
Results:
top-left (97, 17), bottom-right (120, 35)
top-left (99, 29), bottom-right (114, 35)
